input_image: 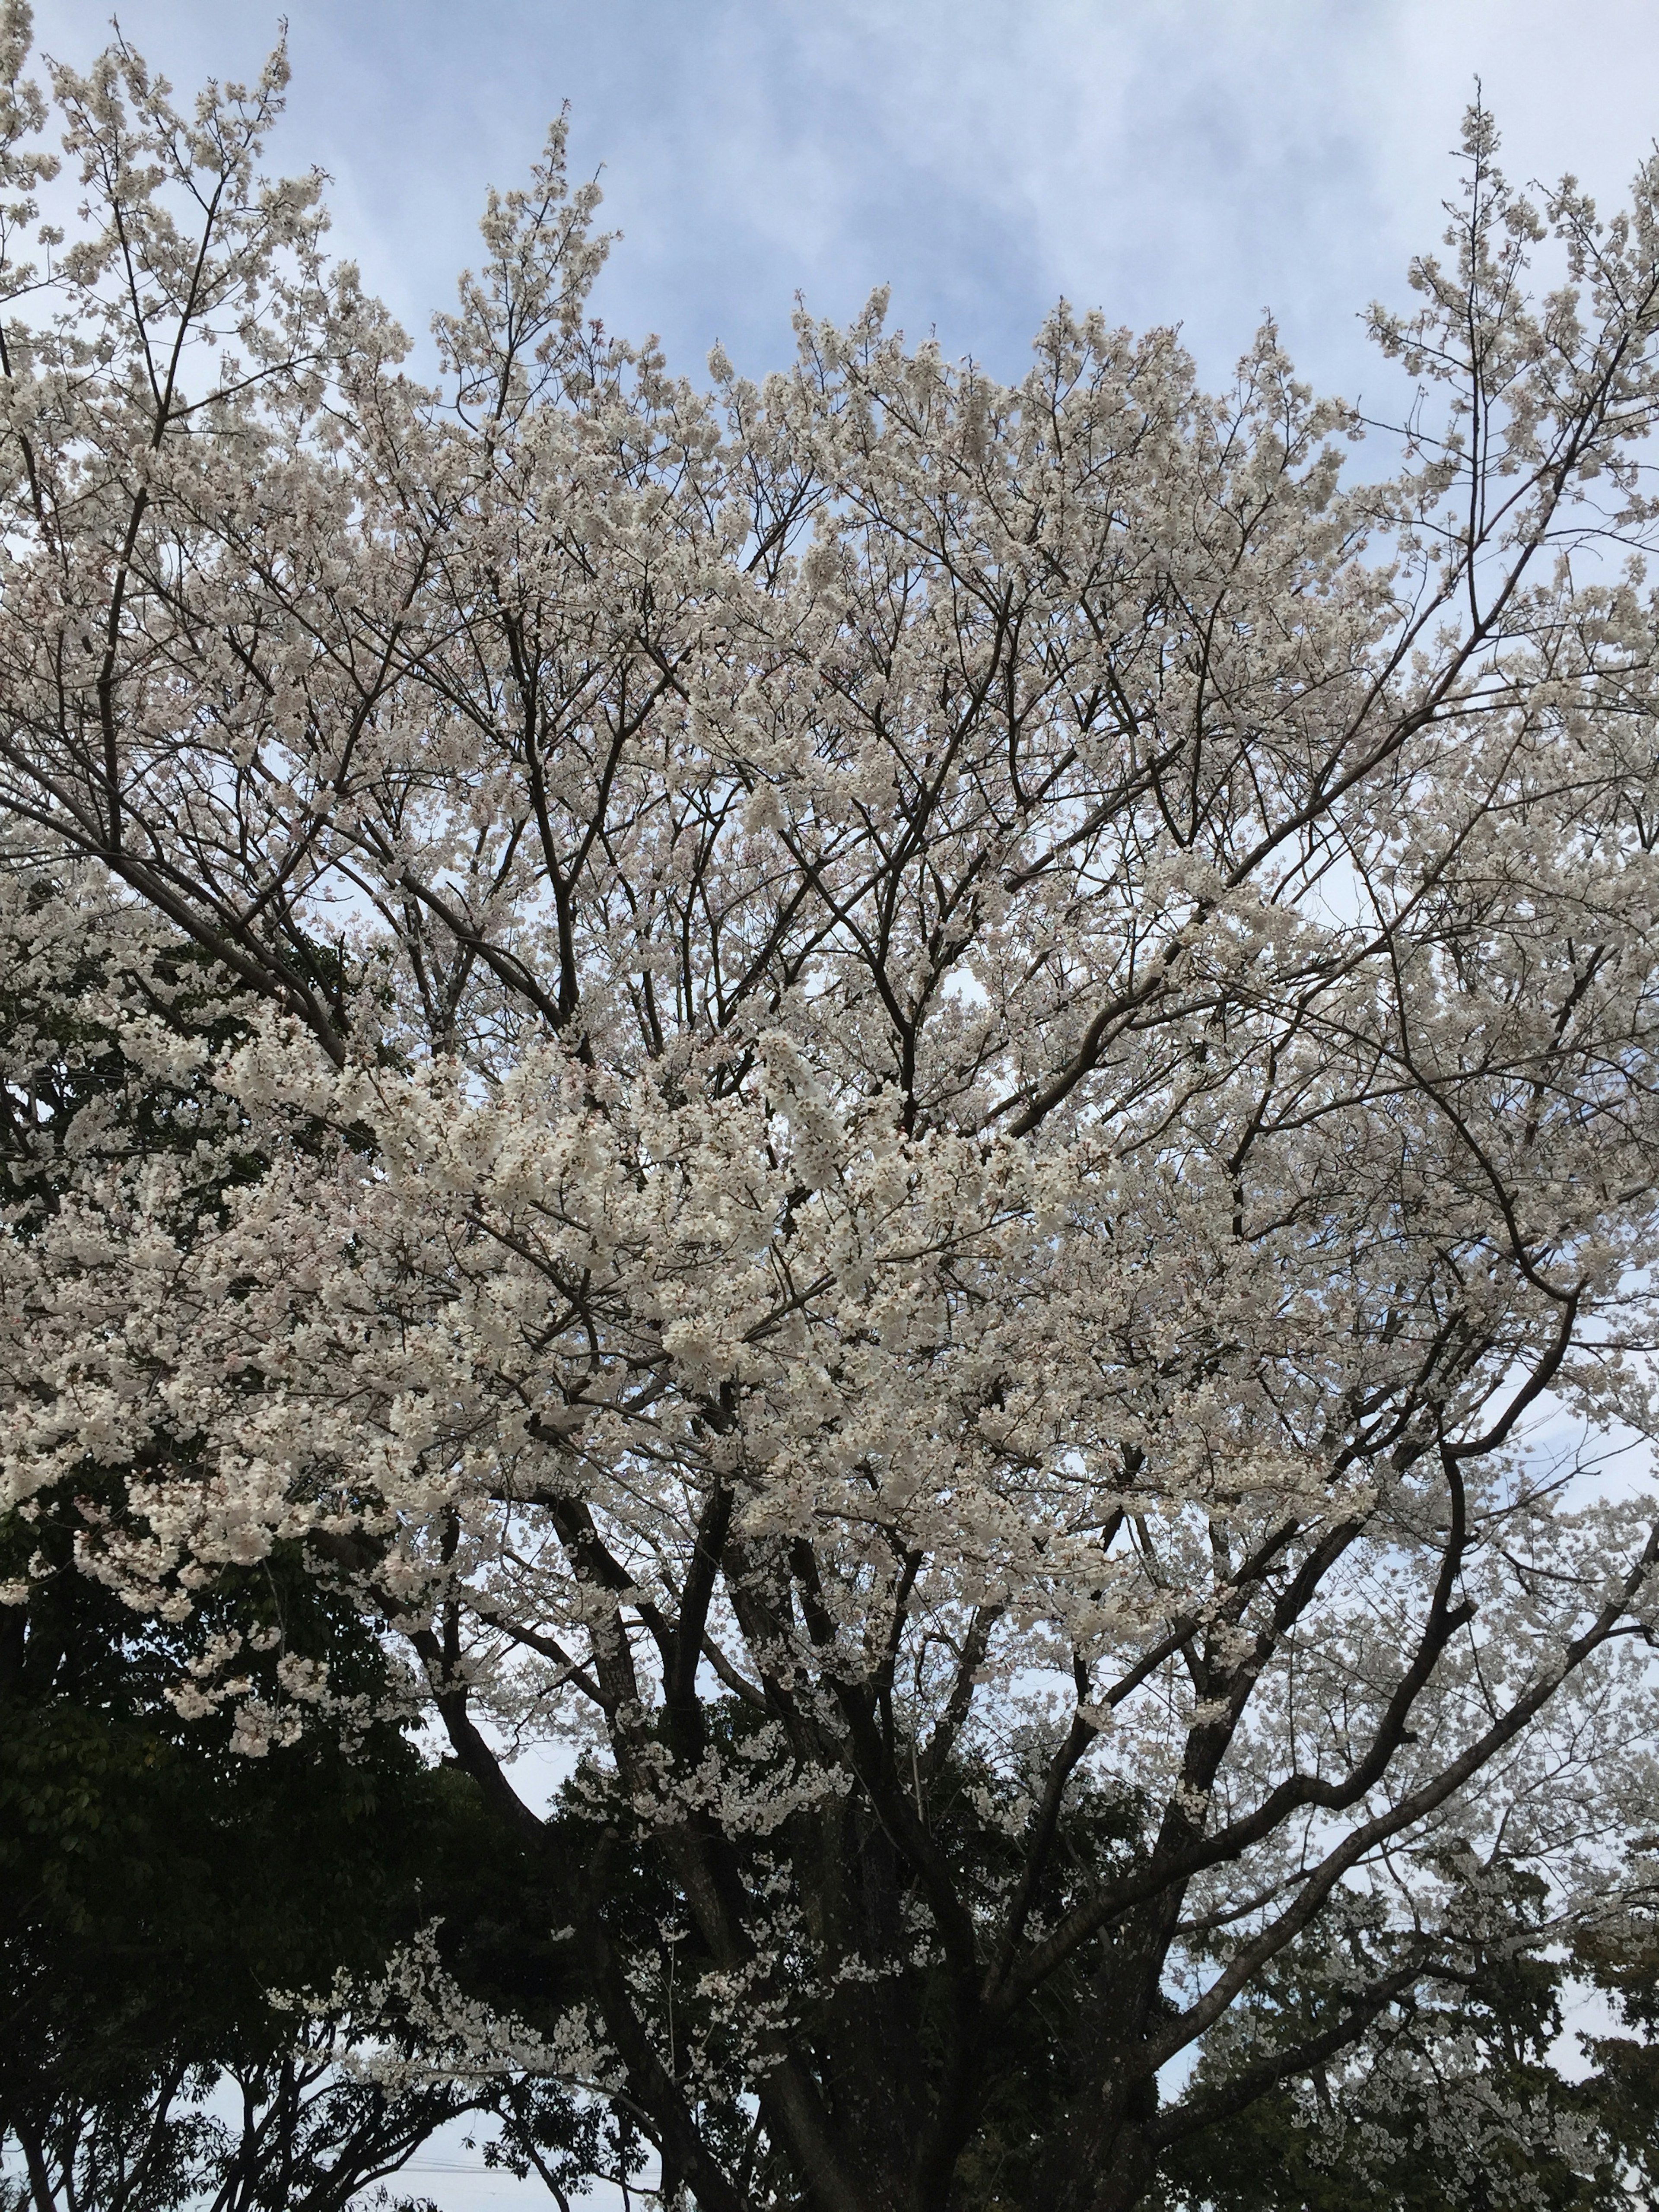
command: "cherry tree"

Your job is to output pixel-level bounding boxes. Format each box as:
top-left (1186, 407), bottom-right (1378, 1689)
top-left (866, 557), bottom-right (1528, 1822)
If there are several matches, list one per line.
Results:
top-left (5, 10), bottom-right (1659, 2207)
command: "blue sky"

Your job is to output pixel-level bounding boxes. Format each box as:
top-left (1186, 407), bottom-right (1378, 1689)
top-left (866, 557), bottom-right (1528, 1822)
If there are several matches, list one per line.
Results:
top-left (25, 0), bottom-right (1659, 413)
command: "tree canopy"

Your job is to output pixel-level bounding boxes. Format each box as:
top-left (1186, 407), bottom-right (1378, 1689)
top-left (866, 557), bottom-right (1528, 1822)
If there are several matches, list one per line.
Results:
top-left (5, 8), bottom-right (1659, 2208)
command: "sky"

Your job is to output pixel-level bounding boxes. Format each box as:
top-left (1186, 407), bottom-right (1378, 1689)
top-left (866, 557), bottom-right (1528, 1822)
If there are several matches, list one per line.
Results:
top-left (17, 1), bottom-right (1659, 2202)
top-left (23, 0), bottom-right (1659, 413)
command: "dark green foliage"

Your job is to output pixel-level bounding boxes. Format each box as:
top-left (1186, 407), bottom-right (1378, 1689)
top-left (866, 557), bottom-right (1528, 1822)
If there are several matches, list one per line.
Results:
top-left (1154, 1869), bottom-right (1659, 2212)
top-left (0, 1506), bottom-right (483, 2209)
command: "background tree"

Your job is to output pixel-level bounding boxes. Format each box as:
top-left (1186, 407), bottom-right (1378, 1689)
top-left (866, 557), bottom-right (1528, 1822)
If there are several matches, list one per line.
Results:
top-left (5, 9), bottom-right (1659, 2209)
top-left (1155, 1857), bottom-right (1659, 2212)
top-left (0, 854), bottom-right (489, 2211)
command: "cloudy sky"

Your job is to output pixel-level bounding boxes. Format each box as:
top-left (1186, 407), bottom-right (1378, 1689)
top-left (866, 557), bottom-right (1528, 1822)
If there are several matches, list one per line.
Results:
top-left (18, 1), bottom-right (1653, 2200)
top-left (25, 0), bottom-right (1659, 413)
